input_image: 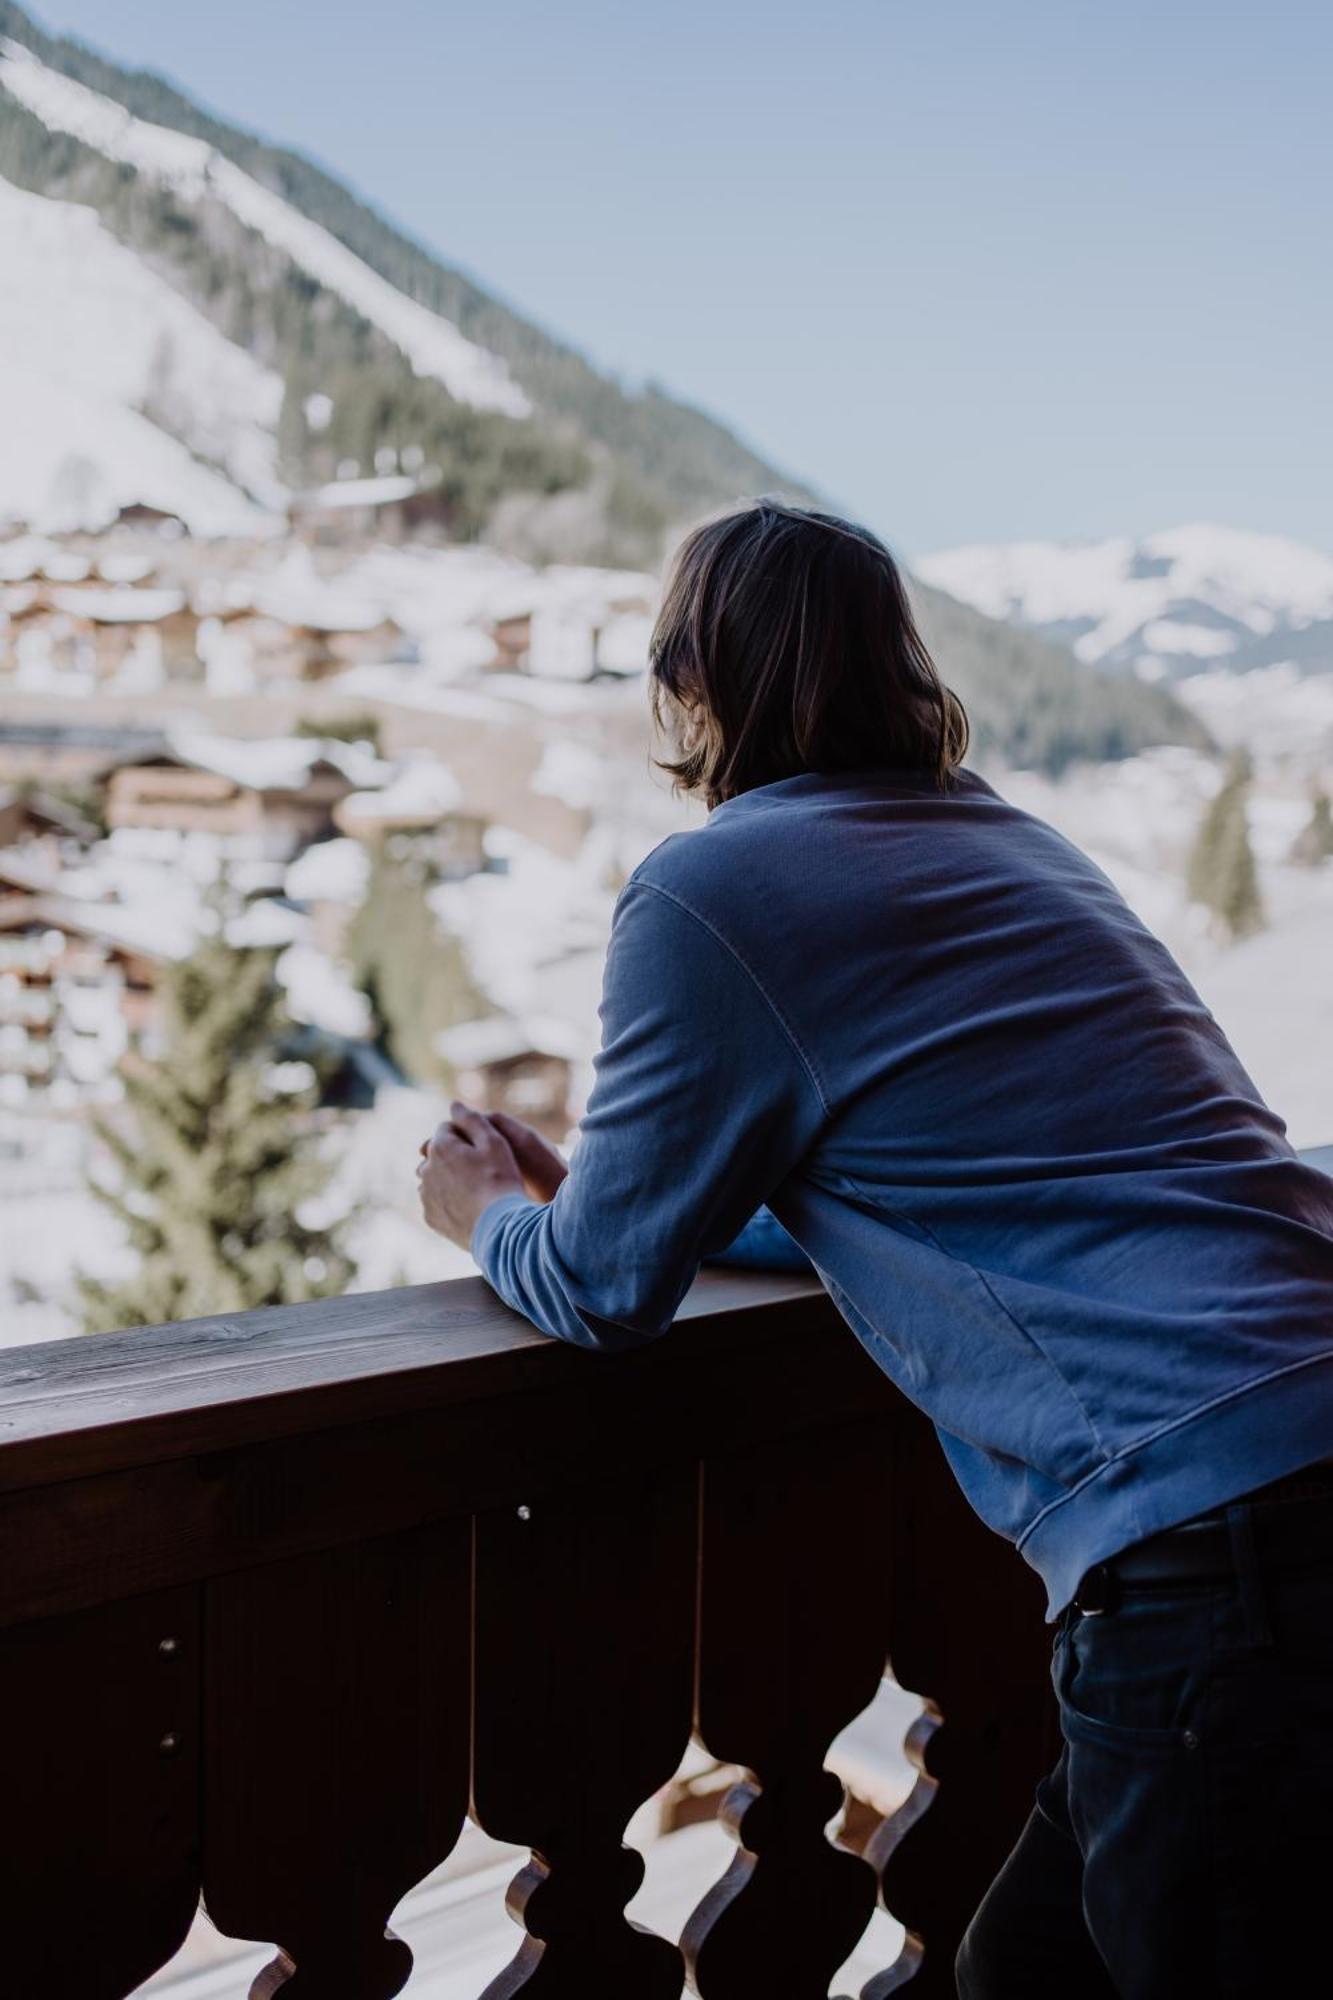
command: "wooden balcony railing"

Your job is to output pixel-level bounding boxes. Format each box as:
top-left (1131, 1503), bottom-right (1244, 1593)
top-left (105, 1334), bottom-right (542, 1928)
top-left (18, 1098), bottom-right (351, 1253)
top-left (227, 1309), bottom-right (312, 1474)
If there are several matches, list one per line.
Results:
top-left (0, 1269), bottom-right (1056, 1999)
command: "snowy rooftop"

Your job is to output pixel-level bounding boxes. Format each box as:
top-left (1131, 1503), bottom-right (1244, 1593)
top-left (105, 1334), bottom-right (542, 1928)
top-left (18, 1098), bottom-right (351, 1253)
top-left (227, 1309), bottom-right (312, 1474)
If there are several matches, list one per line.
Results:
top-left (163, 728), bottom-right (386, 793)
top-left (225, 900), bottom-right (308, 951)
top-left (27, 891), bottom-right (195, 961)
top-left (285, 837), bottom-right (372, 906)
top-left (50, 586), bottom-right (187, 624)
top-left (437, 1013), bottom-right (583, 1069)
top-left (275, 942), bottom-right (373, 1040)
top-left (253, 575), bottom-right (393, 635)
top-left (337, 756), bottom-right (465, 825)
top-left (293, 475), bottom-right (421, 512)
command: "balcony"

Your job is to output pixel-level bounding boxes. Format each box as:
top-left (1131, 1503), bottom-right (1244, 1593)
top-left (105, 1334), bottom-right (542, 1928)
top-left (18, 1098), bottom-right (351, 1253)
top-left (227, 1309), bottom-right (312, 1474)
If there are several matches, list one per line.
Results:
top-left (0, 1268), bottom-right (1056, 1998)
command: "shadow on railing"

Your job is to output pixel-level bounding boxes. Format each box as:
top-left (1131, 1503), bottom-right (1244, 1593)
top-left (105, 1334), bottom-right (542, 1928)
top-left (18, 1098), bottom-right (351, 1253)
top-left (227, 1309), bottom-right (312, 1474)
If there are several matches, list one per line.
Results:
top-left (0, 1269), bottom-right (1055, 1999)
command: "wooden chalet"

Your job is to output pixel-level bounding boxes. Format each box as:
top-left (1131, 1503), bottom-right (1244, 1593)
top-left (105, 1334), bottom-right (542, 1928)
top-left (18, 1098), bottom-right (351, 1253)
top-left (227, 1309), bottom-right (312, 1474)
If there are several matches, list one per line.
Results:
top-left (103, 737), bottom-right (382, 861)
top-left (333, 757), bottom-right (489, 880)
top-left (0, 888), bottom-right (174, 1100)
top-left (436, 1013), bottom-right (579, 1141)
top-left (0, 585), bottom-right (200, 684)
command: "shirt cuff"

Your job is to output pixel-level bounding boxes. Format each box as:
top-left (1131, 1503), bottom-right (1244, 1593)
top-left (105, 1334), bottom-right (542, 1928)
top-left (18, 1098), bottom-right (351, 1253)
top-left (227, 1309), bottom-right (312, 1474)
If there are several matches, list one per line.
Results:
top-left (470, 1188), bottom-right (536, 1271)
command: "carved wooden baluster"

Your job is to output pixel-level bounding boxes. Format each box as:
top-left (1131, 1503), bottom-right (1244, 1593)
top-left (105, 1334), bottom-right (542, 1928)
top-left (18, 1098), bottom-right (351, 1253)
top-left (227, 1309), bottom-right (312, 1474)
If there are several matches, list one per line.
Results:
top-left (861, 1412), bottom-right (1056, 1998)
top-left (201, 1519), bottom-right (471, 1998)
top-left (683, 1416), bottom-right (894, 1998)
top-left (471, 1462), bottom-right (698, 1999)
top-left (0, 1583), bottom-right (202, 1997)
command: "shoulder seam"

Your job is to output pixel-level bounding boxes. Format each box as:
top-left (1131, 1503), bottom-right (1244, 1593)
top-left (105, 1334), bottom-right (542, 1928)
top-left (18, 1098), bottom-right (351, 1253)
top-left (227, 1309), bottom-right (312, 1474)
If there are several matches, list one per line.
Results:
top-left (627, 877), bottom-right (831, 1116)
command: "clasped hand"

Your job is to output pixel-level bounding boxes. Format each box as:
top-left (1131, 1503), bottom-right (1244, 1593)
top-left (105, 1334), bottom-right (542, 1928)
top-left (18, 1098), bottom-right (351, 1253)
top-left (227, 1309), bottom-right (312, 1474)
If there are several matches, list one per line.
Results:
top-left (417, 1102), bottom-right (568, 1250)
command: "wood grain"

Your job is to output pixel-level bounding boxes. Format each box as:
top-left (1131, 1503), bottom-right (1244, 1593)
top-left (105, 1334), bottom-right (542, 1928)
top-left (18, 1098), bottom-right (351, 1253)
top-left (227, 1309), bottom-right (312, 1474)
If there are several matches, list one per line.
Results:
top-left (0, 1269), bottom-right (1055, 1995)
top-left (472, 1464), bottom-right (698, 1997)
top-left (201, 1523), bottom-right (471, 1998)
top-left (0, 1271), bottom-right (833, 1492)
top-left (0, 1586), bottom-right (201, 1998)
top-left (862, 1415), bottom-right (1058, 1996)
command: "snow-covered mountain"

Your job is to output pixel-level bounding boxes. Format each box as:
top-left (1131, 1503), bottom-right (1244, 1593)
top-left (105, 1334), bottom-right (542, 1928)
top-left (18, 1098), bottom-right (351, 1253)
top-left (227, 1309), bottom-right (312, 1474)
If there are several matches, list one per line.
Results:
top-left (0, 38), bottom-right (530, 420)
top-left (0, 4), bottom-right (1205, 770)
top-left (0, 5), bottom-right (804, 556)
top-left (0, 34), bottom-right (526, 534)
top-left (917, 525), bottom-right (1333, 682)
top-left (0, 170), bottom-right (281, 534)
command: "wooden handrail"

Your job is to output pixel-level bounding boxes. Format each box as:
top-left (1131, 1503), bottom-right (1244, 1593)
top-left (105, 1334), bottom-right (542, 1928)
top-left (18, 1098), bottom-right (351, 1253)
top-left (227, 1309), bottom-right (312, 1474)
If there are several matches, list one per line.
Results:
top-left (0, 1269), bottom-right (834, 1489)
top-left (0, 1273), bottom-right (1054, 1998)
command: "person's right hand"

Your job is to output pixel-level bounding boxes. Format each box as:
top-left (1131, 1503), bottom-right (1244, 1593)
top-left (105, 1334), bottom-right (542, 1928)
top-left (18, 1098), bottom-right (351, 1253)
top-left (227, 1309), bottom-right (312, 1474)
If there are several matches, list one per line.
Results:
top-left (487, 1111), bottom-right (570, 1203)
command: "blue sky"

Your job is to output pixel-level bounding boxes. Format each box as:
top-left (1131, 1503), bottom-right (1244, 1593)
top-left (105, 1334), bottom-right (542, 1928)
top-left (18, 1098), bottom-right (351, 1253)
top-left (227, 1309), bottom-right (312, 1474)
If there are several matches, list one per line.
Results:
top-left (30, 0), bottom-right (1333, 557)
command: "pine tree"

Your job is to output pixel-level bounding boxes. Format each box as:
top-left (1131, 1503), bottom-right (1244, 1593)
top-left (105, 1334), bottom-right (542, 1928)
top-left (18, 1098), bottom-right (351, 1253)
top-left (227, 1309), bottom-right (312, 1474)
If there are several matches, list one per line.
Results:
top-left (346, 841), bottom-right (488, 1084)
top-left (78, 929), bottom-right (355, 1333)
top-left (1187, 752), bottom-right (1265, 941)
top-left (1290, 788), bottom-right (1333, 867)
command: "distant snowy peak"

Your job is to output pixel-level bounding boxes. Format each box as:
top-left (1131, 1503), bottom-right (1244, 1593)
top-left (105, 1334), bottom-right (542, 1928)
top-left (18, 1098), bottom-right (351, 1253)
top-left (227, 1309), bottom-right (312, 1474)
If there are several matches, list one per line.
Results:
top-left (0, 39), bottom-right (529, 419)
top-left (917, 525), bottom-right (1333, 679)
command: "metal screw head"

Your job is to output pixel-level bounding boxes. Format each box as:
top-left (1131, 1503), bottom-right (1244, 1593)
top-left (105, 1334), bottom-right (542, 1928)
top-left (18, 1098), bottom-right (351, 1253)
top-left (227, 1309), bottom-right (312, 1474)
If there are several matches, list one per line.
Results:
top-left (1182, 1729), bottom-right (1200, 1751)
top-left (159, 1732), bottom-right (182, 1759)
top-left (516, 1504), bottom-right (532, 1522)
top-left (158, 1636), bottom-right (180, 1659)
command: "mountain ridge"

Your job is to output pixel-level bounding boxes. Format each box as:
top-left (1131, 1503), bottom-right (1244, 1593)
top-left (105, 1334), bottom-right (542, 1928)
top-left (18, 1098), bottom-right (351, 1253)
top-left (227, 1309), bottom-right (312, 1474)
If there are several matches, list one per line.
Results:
top-left (918, 523), bottom-right (1333, 682)
top-left (0, 0), bottom-right (1206, 772)
top-left (0, 0), bottom-right (815, 564)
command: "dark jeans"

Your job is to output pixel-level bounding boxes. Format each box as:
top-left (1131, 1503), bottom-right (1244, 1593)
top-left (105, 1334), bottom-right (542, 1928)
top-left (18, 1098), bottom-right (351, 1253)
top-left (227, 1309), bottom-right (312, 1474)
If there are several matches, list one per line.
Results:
top-left (956, 1493), bottom-right (1333, 1998)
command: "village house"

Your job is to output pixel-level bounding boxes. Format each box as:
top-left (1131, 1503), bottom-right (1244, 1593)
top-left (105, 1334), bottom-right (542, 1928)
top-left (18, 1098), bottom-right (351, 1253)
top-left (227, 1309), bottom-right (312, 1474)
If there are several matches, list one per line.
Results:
top-left (288, 473), bottom-right (454, 547)
top-left (103, 733), bottom-right (386, 862)
top-left (198, 603), bottom-right (409, 687)
top-left (482, 567), bottom-right (656, 681)
top-left (195, 565), bottom-right (409, 689)
top-left (435, 1012), bottom-right (580, 1141)
top-left (333, 755), bottom-right (489, 879)
top-left (0, 889), bottom-right (176, 1106)
top-left (0, 723), bottom-right (165, 790)
top-left (0, 583), bottom-right (199, 686)
top-left (0, 786), bottom-right (98, 862)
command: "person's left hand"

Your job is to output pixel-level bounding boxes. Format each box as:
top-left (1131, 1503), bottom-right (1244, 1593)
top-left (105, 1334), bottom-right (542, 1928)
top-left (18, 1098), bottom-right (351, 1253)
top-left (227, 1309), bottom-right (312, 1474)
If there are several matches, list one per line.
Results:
top-left (417, 1101), bottom-right (525, 1249)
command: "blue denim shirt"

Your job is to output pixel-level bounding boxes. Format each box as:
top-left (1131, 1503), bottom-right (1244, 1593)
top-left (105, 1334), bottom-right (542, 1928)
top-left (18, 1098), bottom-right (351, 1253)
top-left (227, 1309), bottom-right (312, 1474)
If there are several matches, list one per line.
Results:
top-left (474, 768), bottom-right (1333, 1614)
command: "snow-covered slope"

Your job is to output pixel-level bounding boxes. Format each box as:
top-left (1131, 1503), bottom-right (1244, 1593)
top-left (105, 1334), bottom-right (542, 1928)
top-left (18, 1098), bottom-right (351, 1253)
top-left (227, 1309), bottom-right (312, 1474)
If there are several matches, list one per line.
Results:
top-left (0, 38), bottom-right (530, 418)
top-left (0, 174), bottom-right (280, 532)
top-left (917, 525), bottom-right (1333, 681)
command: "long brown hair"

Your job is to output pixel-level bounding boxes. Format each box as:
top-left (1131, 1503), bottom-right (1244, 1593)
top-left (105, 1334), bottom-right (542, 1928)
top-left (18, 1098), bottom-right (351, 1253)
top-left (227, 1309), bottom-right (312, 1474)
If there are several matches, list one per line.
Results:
top-left (650, 497), bottom-right (968, 808)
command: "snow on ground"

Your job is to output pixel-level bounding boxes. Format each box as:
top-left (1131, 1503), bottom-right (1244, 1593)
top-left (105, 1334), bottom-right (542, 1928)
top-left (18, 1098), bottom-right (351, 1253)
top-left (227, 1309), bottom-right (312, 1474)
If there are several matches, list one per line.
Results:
top-left (285, 836), bottom-right (371, 905)
top-left (430, 827), bottom-right (619, 1027)
top-left (319, 1080), bottom-right (477, 1293)
top-left (0, 39), bottom-right (530, 418)
top-left (1177, 664), bottom-right (1333, 764)
top-left (274, 942), bottom-right (372, 1039)
top-left (531, 739), bottom-right (605, 809)
top-left (0, 1113), bottom-right (137, 1343)
top-left (0, 174), bottom-right (281, 531)
top-left (137, 1677), bottom-right (917, 1995)
top-left (340, 753), bottom-right (464, 824)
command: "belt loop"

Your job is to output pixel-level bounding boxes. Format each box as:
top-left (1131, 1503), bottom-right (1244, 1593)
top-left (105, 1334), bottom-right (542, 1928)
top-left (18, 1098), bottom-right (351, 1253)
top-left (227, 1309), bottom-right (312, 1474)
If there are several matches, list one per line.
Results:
top-left (1226, 1501), bottom-right (1272, 1648)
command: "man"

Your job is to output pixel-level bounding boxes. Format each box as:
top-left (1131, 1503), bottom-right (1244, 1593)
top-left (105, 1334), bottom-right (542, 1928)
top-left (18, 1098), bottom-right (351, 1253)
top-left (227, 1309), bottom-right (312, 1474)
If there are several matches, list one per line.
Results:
top-left (419, 499), bottom-right (1333, 1996)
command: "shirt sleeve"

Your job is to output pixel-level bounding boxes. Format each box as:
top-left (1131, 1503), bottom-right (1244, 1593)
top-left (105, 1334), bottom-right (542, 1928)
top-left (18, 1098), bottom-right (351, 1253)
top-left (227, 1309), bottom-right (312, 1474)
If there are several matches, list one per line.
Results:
top-left (470, 876), bottom-right (827, 1348)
